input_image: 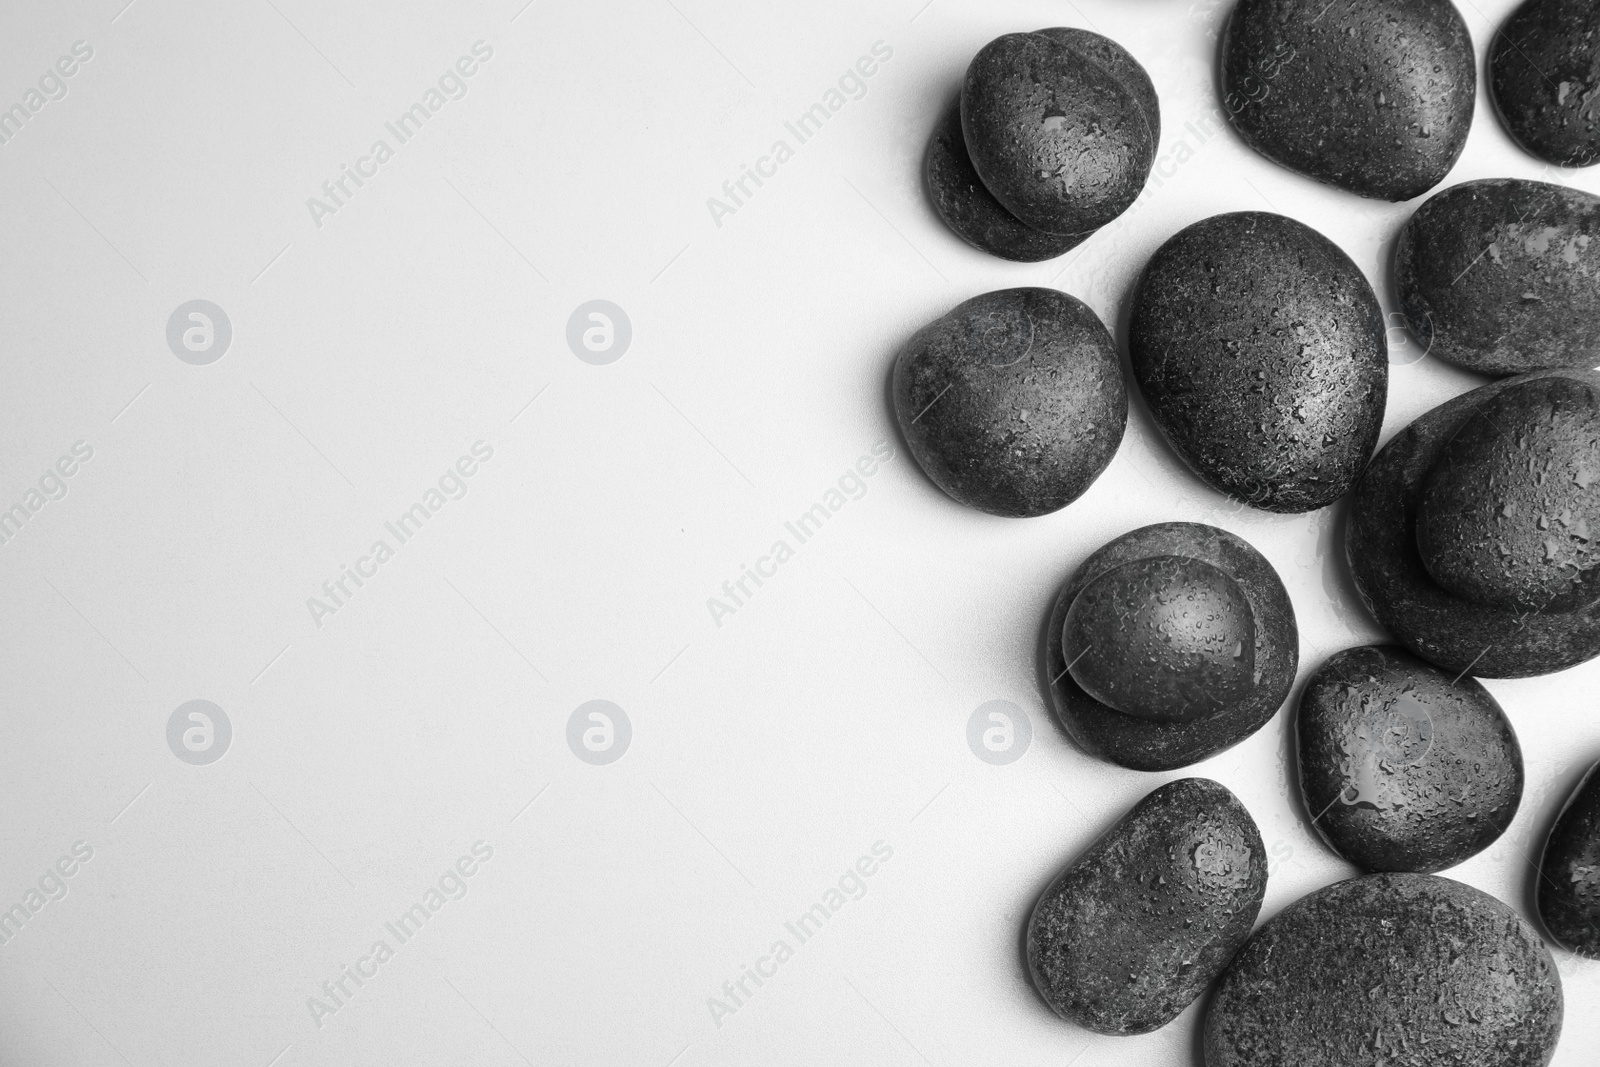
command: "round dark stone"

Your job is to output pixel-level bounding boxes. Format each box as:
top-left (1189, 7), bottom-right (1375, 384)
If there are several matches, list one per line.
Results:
top-left (1538, 757), bottom-right (1600, 956)
top-left (1128, 212), bottom-right (1387, 514)
top-left (1027, 778), bottom-right (1266, 1035)
top-left (891, 288), bottom-right (1126, 518)
top-left (1220, 0), bottom-right (1475, 201)
top-left (1490, 0), bottom-right (1600, 168)
top-left (1062, 555), bottom-right (1256, 723)
top-left (1204, 873), bottom-right (1563, 1066)
top-left (961, 31), bottom-right (1156, 236)
top-left (1297, 645), bottom-right (1524, 873)
top-left (1033, 27), bottom-right (1161, 149)
top-left (1395, 178), bottom-right (1600, 376)
top-left (1348, 368), bottom-right (1600, 676)
top-left (1043, 522), bottom-right (1298, 771)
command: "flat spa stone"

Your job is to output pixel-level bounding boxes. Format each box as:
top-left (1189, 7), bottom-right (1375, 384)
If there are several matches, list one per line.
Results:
top-left (1128, 212), bottom-right (1387, 513)
top-left (961, 31), bottom-right (1156, 236)
top-left (1490, 0), bottom-right (1600, 168)
top-left (1347, 368), bottom-right (1600, 677)
top-left (1043, 522), bottom-right (1297, 770)
top-left (1204, 873), bottom-right (1563, 1066)
top-left (1297, 645), bottom-right (1524, 873)
top-left (1220, 0), bottom-right (1475, 201)
top-left (892, 288), bottom-right (1126, 517)
top-left (1395, 178), bottom-right (1600, 376)
top-left (1027, 778), bottom-right (1266, 1035)
top-left (1062, 555), bottom-right (1256, 723)
top-left (1538, 757), bottom-right (1600, 956)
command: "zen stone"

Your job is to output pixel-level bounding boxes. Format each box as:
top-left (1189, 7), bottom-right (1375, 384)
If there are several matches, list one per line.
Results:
top-left (1204, 873), bottom-right (1563, 1066)
top-left (1027, 778), bottom-right (1265, 1036)
top-left (1491, 0), bottom-right (1600, 168)
top-left (1044, 522), bottom-right (1296, 770)
top-left (961, 31), bottom-right (1156, 236)
top-left (1538, 757), bottom-right (1600, 956)
top-left (1348, 369), bottom-right (1600, 676)
top-left (1395, 178), bottom-right (1600, 376)
top-left (1297, 645), bottom-right (1523, 873)
top-left (1221, 0), bottom-right (1475, 201)
top-left (892, 288), bottom-right (1125, 518)
top-left (1129, 212), bottom-right (1387, 513)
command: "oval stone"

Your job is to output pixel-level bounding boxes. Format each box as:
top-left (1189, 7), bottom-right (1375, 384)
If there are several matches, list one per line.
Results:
top-left (1221, 0), bottom-right (1475, 201)
top-left (1062, 555), bottom-right (1256, 723)
top-left (1538, 757), bottom-right (1600, 956)
top-left (1204, 873), bottom-right (1563, 1066)
top-left (1490, 0), bottom-right (1600, 168)
top-left (892, 288), bottom-right (1126, 518)
top-left (1395, 178), bottom-right (1600, 376)
top-left (1027, 778), bottom-right (1266, 1035)
top-left (1128, 212), bottom-right (1387, 513)
top-left (1297, 645), bottom-right (1524, 873)
top-left (961, 32), bottom-right (1156, 236)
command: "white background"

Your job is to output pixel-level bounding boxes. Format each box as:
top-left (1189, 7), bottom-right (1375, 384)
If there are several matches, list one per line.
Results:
top-left (0, 0), bottom-right (1596, 1064)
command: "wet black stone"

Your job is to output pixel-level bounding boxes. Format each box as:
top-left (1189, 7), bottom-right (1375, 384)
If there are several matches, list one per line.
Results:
top-left (1490, 0), bottom-right (1600, 168)
top-left (1062, 555), bottom-right (1256, 723)
top-left (892, 288), bottom-right (1126, 517)
top-left (1220, 0), bottom-right (1475, 201)
top-left (1027, 778), bottom-right (1266, 1035)
top-left (961, 31), bottom-right (1156, 236)
top-left (1297, 645), bottom-right (1524, 873)
top-left (1395, 178), bottom-right (1600, 376)
top-left (1347, 368), bottom-right (1600, 677)
top-left (1043, 522), bottom-right (1297, 770)
top-left (1204, 873), bottom-right (1563, 1066)
top-left (1128, 212), bottom-right (1387, 513)
top-left (1538, 757), bottom-right (1600, 956)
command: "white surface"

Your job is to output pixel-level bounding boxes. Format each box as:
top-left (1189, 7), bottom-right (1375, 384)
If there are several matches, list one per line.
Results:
top-left (0, 0), bottom-right (1596, 1064)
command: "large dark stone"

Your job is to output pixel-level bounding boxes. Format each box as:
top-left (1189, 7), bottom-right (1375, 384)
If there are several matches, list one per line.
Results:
top-left (1538, 756), bottom-right (1600, 956)
top-left (1297, 645), bottom-right (1523, 873)
top-left (1027, 778), bottom-right (1266, 1035)
top-left (1204, 873), bottom-right (1563, 1066)
top-left (1490, 0), bottom-right (1600, 168)
top-left (1395, 178), bottom-right (1600, 376)
top-left (1220, 0), bottom-right (1475, 201)
top-left (1129, 212), bottom-right (1387, 513)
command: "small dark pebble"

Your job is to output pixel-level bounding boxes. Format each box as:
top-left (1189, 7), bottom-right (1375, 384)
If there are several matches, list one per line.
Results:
top-left (1538, 756), bottom-right (1600, 957)
top-left (1490, 0), bottom-right (1600, 168)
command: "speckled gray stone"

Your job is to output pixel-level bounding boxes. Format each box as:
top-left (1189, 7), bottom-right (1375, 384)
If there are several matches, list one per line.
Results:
top-left (1491, 0), bottom-right (1600, 168)
top-left (1396, 178), bottom-right (1600, 376)
top-left (1027, 778), bottom-right (1266, 1036)
top-left (1221, 0), bottom-right (1475, 201)
top-left (892, 288), bottom-right (1126, 517)
top-left (1203, 873), bottom-right (1563, 1067)
top-left (1129, 212), bottom-right (1387, 513)
top-left (1297, 645), bottom-right (1523, 873)
top-left (1044, 522), bottom-right (1297, 770)
top-left (1347, 368), bottom-right (1600, 677)
top-left (1538, 757), bottom-right (1600, 956)
top-left (961, 31), bottom-right (1156, 236)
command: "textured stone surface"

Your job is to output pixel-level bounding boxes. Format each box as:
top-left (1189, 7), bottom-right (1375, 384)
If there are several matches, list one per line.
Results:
top-left (1062, 555), bottom-right (1256, 724)
top-left (961, 32), bottom-right (1155, 236)
top-left (1027, 778), bottom-right (1265, 1035)
top-left (1348, 369), bottom-right (1600, 676)
top-left (1204, 873), bottom-right (1563, 1066)
top-left (1491, 0), bottom-right (1600, 168)
top-left (1538, 757), bottom-right (1600, 956)
top-left (1129, 212), bottom-right (1387, 513)
top-left (1221, 0), bottom-right (1475, 201)
top-left (1044, 522), bottom-right (1297, 770)
top-left (1297, 645), bottom-right (1523, 873)
top-left (892, 288), bottom-right (1125, 517)
top-left (1396, 178), bottom-right (1600, 376)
